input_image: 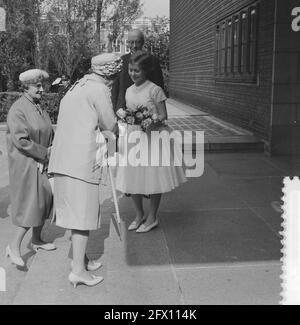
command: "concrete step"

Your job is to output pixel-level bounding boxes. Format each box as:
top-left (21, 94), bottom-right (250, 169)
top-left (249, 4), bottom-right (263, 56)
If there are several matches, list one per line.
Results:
top-left (185, 137), bottom-right (264, 153)
top-left (170, 130), bottom-right (264, 154)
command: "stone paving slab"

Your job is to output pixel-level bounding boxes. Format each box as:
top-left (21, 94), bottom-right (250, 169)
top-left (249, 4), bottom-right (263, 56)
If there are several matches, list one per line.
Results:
top-left (160, 164), bottom-right (248, 212)
top-left (105, 218), bottom-right (172, 271)
top-left (167, 99), bottom-right (208, 117)
top-left (0, 216), bottom-right (37, 305)
top-left (12, 224), bottom-right (111, 305)
top-left (250, 206), bottom-right (283, 237)
top-left (222, 177), bottom-right (284, 208)
top-left (263, 156), bottom-right (300, 176)
top-left (175, 262), bottom-right (281, 305)
top-left (159, 210), bottom-right (281, 265)
top-left (13, 231), bottom-right (72, 305)
top-left (168, 116), bottom-right (252, 137)
top-left (104, 269), bottom-right (182, 305)
top-left (208, 158), bottom-right (287, 178)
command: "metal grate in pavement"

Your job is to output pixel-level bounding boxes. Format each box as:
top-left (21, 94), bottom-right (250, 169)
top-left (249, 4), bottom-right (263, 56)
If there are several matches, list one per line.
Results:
top-left (168, 115), bottom-right (251, 137)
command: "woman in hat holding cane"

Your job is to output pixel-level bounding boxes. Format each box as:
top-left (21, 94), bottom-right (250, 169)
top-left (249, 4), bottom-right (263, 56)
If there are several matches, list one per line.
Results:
top-left (49, 53), bottom-right (121, 288)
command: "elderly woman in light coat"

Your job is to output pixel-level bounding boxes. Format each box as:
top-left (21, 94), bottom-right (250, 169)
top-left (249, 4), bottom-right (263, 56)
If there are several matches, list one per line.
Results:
top-left (48, 53), bottom-right (121, 288)
top-left (6, 69), bottom-right (56, 268)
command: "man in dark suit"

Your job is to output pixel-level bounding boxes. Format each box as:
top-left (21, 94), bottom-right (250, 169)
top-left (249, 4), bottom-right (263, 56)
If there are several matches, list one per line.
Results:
top-left (112, 29), bottom-right (165, 111)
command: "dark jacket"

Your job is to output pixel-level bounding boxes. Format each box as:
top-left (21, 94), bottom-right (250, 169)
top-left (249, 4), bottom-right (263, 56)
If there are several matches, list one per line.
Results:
top-left (111, 53), bottom-right (165, 111)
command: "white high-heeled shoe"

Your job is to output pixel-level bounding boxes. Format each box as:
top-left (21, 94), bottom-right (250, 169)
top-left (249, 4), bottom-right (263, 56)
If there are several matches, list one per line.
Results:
top-left (128, 218), bottom-right (146, 231)
top-left (68, 272), bottom-right (104, 288)
top-left (136, 220), bottom-right (159, 233)
top-left (31, 242), bottom-right (56, 252)
top-left (5, 246), bottom-right (25, 267)
top-left (71, 260), bottom-right (102, 272)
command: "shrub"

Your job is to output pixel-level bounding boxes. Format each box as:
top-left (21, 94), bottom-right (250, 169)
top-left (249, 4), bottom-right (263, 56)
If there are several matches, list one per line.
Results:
top-left (0, 92), bottom-right (61, 124)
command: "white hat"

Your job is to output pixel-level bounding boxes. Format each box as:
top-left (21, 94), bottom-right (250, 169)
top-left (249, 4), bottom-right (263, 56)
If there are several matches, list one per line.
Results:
top-left (19, 69), bottom-right (49, 84)
top-left (91, 53), bottom-right (122, 77)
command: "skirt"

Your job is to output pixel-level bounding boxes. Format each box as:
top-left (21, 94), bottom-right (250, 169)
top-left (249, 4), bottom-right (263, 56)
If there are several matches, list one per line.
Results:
top-left (116, 123), bottom-right (187, 195)
top-left (53, 175), bottom-right (101, 231)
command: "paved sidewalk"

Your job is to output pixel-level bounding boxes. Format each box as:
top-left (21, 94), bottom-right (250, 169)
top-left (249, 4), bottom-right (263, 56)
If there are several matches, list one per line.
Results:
top-left (0, 99), bottom-right (298, 305)
top-left (0, 151), bottom-right (289, 305)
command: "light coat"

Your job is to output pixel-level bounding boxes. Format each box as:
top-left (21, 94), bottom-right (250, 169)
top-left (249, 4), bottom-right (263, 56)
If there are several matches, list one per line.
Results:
top-left (48, 74), bottom-right (116, 184)
top-left (6, 94), bottom-right (54, 227)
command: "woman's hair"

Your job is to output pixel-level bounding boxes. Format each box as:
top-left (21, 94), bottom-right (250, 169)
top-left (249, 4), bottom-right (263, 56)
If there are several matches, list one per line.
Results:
top-left (21, 84), bottom-right (30, 91)
top-left (129, 51), bottom-right (154, 78)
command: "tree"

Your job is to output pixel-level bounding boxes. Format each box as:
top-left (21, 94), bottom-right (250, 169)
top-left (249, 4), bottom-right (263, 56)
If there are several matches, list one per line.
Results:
top-left (0, 0), bottom-right (36, 90)
top-left (0, 0), bottom-right (143, 89)
top-left (41, 0), bottom-right (143, 79)
top-left (143, 16), bottom-right (170, 95)
top-left (41, 0), bottom-right (97, 80)
top-left (106, 0), bottom-right (143, 45)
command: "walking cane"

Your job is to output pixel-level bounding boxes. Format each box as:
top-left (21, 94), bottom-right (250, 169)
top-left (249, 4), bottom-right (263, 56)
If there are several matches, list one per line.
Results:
top-left (107, 141), bottom-right (122, 241)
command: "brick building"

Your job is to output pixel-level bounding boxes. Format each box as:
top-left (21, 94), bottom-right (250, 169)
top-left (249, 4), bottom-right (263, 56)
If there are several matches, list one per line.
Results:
top-left (169, 0), bottom-right (300, 155)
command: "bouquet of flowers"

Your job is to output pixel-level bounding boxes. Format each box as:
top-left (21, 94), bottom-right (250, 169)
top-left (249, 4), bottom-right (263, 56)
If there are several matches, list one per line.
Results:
top-left (116, 105), bottom-right (167, 132)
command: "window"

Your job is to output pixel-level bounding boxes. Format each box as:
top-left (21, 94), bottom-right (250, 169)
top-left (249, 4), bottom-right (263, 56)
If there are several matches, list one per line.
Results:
top-left (215, 2), bottom-right (259, 83)
top-left (125, 39), bottom-right (130, 53)
top-left (113, 39), bottom-right (121, 53)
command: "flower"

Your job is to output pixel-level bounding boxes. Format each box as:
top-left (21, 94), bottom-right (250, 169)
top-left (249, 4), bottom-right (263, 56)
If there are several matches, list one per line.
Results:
top-left (135, 112), bottom-right (144, 120)
top-left (143, 110), bottom-right (150, 118)
top-left (141, 118), bottom-right (152, 131)
top-left (126, 116), bottom-right (135, 125)
top-left (116, 108), bottom-right (127, 119)
top-left (152, 113), bottom-right (158, 122)
top-left (115, 104), bottom-right (167, 132)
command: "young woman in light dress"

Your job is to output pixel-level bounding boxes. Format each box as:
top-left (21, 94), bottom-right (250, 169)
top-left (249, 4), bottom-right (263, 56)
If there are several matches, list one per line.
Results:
top-left (116, 51), bottom-right (186, 233)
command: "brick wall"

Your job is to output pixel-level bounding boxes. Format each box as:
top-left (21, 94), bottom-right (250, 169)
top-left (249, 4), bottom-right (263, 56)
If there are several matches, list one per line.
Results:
top-left (170, 0), bottom-right (276, 141)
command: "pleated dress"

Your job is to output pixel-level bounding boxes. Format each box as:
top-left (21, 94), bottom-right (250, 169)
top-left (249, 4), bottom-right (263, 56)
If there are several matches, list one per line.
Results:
top-left (116, 80), bottom-right (187, 195)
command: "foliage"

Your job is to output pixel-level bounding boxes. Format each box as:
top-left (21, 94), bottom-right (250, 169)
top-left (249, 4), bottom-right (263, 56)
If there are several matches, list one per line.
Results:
top-left (105, 0), bottom-right (143, 43)
top-left (0, 0), bottom-right (143, 89)
top-left (41, 0), bottom-right (97, 81)
top-left (32, 0), bottom-right (142, 81)
top-left (0, 0), bottom-right (36, 90)
top-left (0, 91), bottom-right (61, 123)
top-left (143, 16), bottom-right (170, 95)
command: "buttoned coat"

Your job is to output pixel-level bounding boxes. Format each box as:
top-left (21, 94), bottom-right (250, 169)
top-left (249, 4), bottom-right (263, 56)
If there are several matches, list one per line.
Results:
top-left (6, 94), bottom-right (54, 227)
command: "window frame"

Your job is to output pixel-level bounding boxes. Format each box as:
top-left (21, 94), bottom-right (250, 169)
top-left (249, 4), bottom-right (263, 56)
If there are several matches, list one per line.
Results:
top-left (214, 1), bottom-right (259, 84)
top-left (113, 39), bottom-right (122, 53)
